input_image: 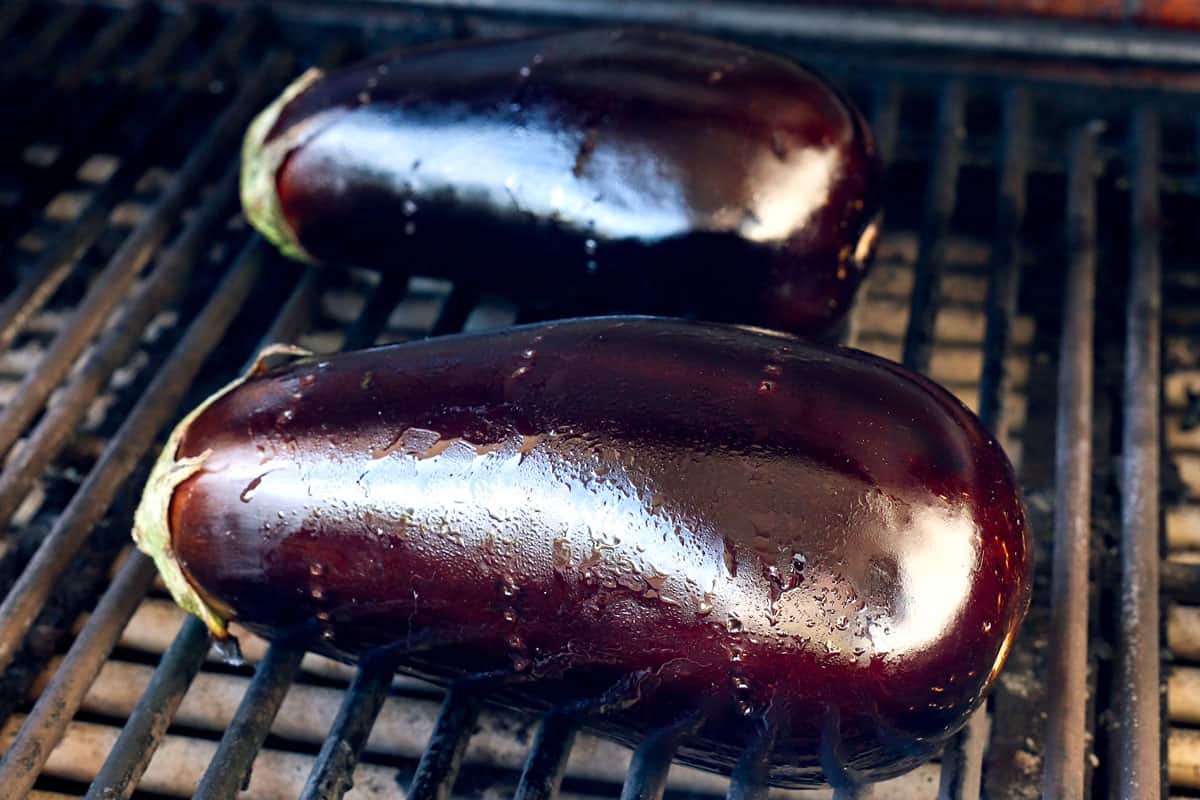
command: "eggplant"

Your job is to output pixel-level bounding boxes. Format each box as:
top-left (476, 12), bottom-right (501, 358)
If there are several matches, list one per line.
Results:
top-left (133, 317), bottom-right (1029, 788)
top-left (240, 29), bottom-right (881, 335)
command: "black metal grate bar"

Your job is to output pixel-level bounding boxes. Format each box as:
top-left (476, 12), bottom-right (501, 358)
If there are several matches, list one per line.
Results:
top-left (0, 4), bottom-right (145, 166)
top-left (514, 710), bottom-right (583, 800)
top-left (190, 9), bottom-right (268, 89)
top-left (920, 77), bottom-right (1034, 790)
top-left (1114, 106), bottom-right (1164, 800)
top-left (0, 221), bottom-right (271, 676)
top-left (724, 721), bottom-right (775, 800)
top-left (0, 50), bottom-right (290, 472)
top-left (262, 265), bottom-right (324, 347)
top-left (59, 3), bottom-right (149, 90)
top-left (841, 80), bottom-right (902, 351)
top-left (977, 87), bottom-right (1032, 440)
top-left (342, 269), bottom-right (413, 350)
top-left (938, 84), bottom-right (1032, 800)
top-left (300, 651), bottom-right (401, 800)
top-left (0, 552), bottom-right (157, 800)
top-left (938, 710), bottom-right (986, 800)
top-left (871, 81), bottom-right (903, 167)
top-left (0, 10), bottom-right (143, 244)
top-left (125, 7), bottom-right (201, 87)
top-left (430, 283), bottom-right (483, 336)
top-left (901, 80), bottom-right (965, 373)
top-left (1041, 122), bottom-right (1100, 800)
top-left (193, 639), bottom-right (309, 799)
top-left (0, 165), bottom-right (241, 528)
top-left (0, 11), bottom-right (229, 353)
top-left (0, 1), bottom-right (32, 46)
top-left (407, 685), bottom-right (484, 800)
top-left (83, 615), bottom-right (211, 800)
top-left (618, 720), bottom-right (693, 800)
top-left (0, 4), bottom-right (86, 82)
top-left (0, 233), bottom-right (269, 796)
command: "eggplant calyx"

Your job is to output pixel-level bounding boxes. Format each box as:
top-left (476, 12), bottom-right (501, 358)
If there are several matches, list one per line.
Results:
top-left (133, 447), bottom-right (224, 637)
top-left (132, 343), bottom-right (314, 642)
top-left (250, 342), bottom-right (315, 376)
top-left (240, 66), bottom-right (326, 264)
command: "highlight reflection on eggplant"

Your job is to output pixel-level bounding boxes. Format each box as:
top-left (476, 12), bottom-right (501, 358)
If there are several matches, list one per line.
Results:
top-left (134, 317), bottom-right (1029, 788)
top-left (241, 29), bottom-right (881, 335)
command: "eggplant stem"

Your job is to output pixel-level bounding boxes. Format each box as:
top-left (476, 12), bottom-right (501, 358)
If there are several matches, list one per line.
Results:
top-left (133, 344), bottom-right (311, 643)
top-left (239, 66), bottom-right (330, 264)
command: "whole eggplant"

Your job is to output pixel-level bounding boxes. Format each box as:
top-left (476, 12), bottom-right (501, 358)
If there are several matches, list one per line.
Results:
top-left (240, 29), bottom-right (881, 335)
top-left (134, 317), bottom-right (1029, 788)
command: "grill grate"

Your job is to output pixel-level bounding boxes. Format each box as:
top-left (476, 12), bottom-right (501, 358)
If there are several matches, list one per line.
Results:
top-left (1040, 123), bottom-right (1099, 800)
top-left (1114, 107), bottom-right (1165, 800)
top-left (0, 2), bottom-right (1194, 799)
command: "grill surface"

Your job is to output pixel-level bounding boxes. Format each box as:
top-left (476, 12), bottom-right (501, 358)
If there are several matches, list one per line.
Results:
top-left (0, 2), bottom-right (1195, 799)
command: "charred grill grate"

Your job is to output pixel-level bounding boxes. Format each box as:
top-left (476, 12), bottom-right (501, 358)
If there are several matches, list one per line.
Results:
top-left (0, 2), bottom-right (1195, 798)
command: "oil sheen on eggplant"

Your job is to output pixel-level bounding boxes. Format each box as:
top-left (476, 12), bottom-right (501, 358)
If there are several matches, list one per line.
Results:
top-left (240, 29), bottom-right (881, 335)
top-left (133, 317), bottom-right (1029, 787)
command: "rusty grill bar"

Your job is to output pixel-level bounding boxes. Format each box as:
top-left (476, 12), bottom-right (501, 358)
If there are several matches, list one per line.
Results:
top-left (1115, 107), bottom-right (1164, 800)
top-left (900, 80), bottom-right (964, 376)
top-left (0, 2), bottom-right (1192, 799)
top-left (301, 650), bottom-right (403, 800)
top-left (1041, 122), bottom-right (1098, 800)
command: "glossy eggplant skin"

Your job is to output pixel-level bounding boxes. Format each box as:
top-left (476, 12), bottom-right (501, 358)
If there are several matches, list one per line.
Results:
top-left (241, 29), bottom-right (881, 335)
top-left (137, 317), bottom-right (1028, 787)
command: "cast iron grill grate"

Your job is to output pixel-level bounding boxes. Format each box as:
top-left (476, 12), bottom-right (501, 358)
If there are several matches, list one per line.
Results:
top-left (0, 2), bottom-right (1194, 799)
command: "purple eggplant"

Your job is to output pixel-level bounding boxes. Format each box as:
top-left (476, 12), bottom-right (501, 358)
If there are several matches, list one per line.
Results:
top-left (240, 29), bottom-right (881, 335)
top-left (134, 317), bottom-right (1029, 787)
